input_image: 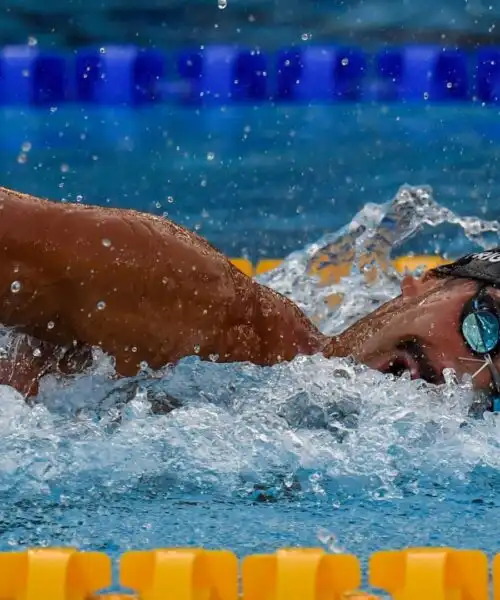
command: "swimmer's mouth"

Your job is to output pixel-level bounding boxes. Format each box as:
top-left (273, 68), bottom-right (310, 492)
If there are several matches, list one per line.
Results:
top-left (380, 339), bottom-right (442, 385)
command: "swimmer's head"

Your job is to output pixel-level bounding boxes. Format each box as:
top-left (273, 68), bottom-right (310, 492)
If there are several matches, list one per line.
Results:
top-left (327, 248), bottom-right (500, 408)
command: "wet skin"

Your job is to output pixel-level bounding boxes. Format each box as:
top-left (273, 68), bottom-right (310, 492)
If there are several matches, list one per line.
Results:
top-left (0, 186), bottom-right (495, 399)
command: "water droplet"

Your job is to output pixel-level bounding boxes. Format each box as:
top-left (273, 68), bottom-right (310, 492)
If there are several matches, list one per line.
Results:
top-left (32, 348), bottom-right (41, 357)
top-left (96, 300), bottom-right (106, 310)
top-left (21, 141), bottom-right (32, 152)
top-left (207, 152), bottom-right (215, 161)
top-left (101, 238), bottom-right (112, 248)
top-left (47, 321), bottom-right (55, 330)
top-left (218, 0), bottom-right (227, 8)
top-left (194, 344), bottom-right (200, 354)
top-left (10, 281), bottom-right (21, 293)
top-left (17, 153), bottom-right (27, 164)
top-left (28, 36), bottom-right (38, 46)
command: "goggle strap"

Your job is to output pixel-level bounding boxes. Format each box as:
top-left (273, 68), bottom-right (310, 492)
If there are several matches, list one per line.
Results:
top-left (471, 360), bottom-right (490, 380)
top-left (486, 354), bottom-right (500, 392)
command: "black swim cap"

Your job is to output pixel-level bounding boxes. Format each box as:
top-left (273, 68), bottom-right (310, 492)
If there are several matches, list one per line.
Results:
top-left (432, 248), bottom-right (500, 287)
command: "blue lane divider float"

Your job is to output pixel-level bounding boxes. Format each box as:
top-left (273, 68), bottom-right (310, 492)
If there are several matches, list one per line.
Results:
top-left (0, 46), bottom-right (68, 105)
top-left (476, 48), bottom-right (500, 103)
top-left (75, 46), bottom-right (165, 105)
top-left (376, 46), bottom-right (468, 101)
top-left (0, 44), bottom-right (499, 105)
top-left (276, 47), bottom-right (366, 101)
top-left (177, 46), bottom-right (267, 103)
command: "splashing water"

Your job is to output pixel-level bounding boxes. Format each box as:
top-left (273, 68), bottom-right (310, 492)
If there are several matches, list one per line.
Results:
top-left (2, 185), bottom-right (500, 560)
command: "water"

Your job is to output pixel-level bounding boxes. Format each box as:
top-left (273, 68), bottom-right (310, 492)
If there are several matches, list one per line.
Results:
top-left (2, 104), bottom-right (500, 587)
top-left (2, 103), bottom-right (500, 259)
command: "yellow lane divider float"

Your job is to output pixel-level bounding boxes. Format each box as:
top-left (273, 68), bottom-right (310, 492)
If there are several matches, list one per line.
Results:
top-left (0, 546), bottom-right (497, 599)
top-left (230, 255), bottom-right (450, 281)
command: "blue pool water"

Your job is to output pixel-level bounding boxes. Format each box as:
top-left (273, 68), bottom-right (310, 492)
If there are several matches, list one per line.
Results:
top-left (2, 104), bottom-right (500, 588)
top-left (2, 102), bottom-right (500, 258)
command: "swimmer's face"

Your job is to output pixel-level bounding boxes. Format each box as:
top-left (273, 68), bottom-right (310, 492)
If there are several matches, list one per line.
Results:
top-left (330, 274), bottom-right (500, 394)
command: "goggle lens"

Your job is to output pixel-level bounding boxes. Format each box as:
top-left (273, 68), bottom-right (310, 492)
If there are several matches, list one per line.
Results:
top-left (462, 310), bottom-right (499, 354)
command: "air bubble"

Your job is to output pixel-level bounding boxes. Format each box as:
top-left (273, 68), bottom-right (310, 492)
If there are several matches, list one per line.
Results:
top-left (101, 238), bottom-right (112, 248)
top-left (218, 0), bottom-right (227, 8)
top-left (10, 281), bottom-right (21, 293)
top-left (207, 152), bottom-right (215, 161)
top-left (341, 57), bottom-right (349, 66)
top-left (76, 195), bottom-right (83, 202)
top-left (21, 142), bottom-right (32, 152)
top-left (17, 154), bottom-right (27, 164)
top-left (32, 348), bottom-right (42, 358)
top-left (60, 164), bottom-right (69, 173)
top-left (27, 36), bottom-right (38, 47)
top-left (167, 196), bottom-right (174, 203)
top-left (194, 344), bottom-right (201, 354)
top-left (96, 301), bottom-right (106, 310)
top-left (47, 321), bottom-right (55, 330)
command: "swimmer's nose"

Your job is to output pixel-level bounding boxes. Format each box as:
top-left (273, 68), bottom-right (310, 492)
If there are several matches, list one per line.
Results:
top-left (400, 274), bottom-right (438, 298)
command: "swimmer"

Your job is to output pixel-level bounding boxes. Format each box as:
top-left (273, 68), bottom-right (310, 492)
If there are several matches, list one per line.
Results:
top-left (1, 185), bottom-right (500, 409)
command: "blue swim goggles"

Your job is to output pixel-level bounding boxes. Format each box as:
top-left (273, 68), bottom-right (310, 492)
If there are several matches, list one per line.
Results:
top-left (460, 283), bottom-right (500, 412)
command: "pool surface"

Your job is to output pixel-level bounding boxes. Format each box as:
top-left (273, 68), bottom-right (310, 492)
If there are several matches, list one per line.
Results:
top-left (1, 103), bottom-right (500, 585)
top-left (2, 103), bottom-right (500, 259)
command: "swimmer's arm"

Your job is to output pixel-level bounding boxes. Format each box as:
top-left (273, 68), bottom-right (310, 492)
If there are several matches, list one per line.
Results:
top-left (0, 187), bottom-right (325, 373)
top-left (0, 188), bottom-right (257, 373)
top-left (0, 188), bottom-right (153, 363)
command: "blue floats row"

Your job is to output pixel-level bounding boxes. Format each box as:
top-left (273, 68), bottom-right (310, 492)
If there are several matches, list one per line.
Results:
top-left (1, 44), bottom-right (500, 105)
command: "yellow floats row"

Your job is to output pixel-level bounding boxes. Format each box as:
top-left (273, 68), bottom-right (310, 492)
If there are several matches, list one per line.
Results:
top-left (1, 546), bottom-right (499, 599)
top-left (230, 255), bottom-right (449, 280)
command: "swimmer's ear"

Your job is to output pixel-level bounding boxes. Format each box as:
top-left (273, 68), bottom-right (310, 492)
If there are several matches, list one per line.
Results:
top-left (401, 272), bottom-right (439, 297)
